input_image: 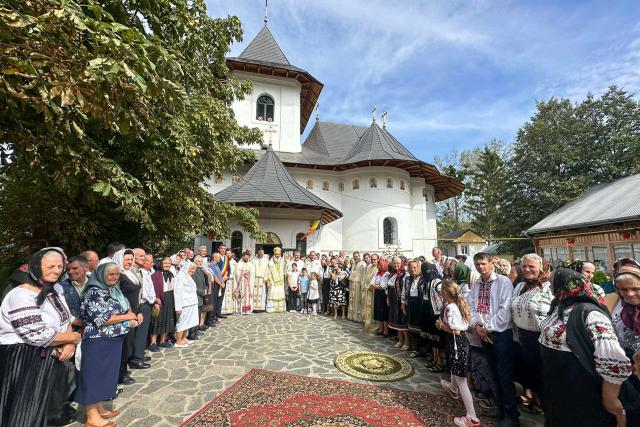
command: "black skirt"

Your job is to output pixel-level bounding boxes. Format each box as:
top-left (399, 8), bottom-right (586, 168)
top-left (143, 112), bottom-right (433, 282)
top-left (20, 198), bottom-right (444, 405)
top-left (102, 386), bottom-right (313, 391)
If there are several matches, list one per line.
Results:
top-left (422, 301), bottom-right (445, 348)
top-left (322, 278), bottom-right (331, 306)
top-left (387, 286), bottom-right (407, 331)
top-left (407, 296), bottom-right (423, 332)
top-left (150, 290), bottom-right (176, 335)
top-left (75, 335), bottom-right (125, 405)
top-left (0, 343), bottom-right (57, 427)
top-left (373, 289), bottom-right (389, 321)
top-left (444, 332), bottom-right (471, 377)
top-left (540, 345), bottom-right (616, 427)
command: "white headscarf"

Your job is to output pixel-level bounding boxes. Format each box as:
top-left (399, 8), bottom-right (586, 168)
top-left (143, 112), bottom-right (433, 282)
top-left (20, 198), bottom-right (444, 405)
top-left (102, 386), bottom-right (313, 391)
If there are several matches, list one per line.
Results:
top-left (112, 249), bottom-right (140, 284)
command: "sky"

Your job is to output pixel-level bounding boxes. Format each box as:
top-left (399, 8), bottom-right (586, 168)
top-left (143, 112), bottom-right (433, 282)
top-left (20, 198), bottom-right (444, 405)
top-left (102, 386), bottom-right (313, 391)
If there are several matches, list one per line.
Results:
top-left (205, 0), bottom-right (640, 163)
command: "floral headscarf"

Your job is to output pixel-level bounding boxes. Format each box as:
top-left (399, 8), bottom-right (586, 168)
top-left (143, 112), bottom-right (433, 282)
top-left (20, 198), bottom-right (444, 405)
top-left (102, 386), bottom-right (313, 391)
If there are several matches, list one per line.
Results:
top-left (549, 267), bottom-right (606, 320)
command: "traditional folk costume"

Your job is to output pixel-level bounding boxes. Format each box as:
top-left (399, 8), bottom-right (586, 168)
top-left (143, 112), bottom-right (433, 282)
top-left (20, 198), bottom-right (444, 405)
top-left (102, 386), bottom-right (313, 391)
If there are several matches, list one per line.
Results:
top-left (221, 258), bottom-right (237, 315)
top-left (347, 260), bottom-right (366, 322)
top-left (150, 269), bottom-right (176, 335)
top-left (387, 269), bottom-right (409, 331)
top-left (362, 262), bottom-right (379, 331)
top-left (612, 297), bottom-right (640, 425)
top-left (421, 263), bottom-right (445, 348)
top-left (234, 259), bottom-right (255, 315)
top-left (266, 252), bottom-right (286, 313)
top-left (402, 274), bottom-right (427, 333)
top-left (173, 262), bottom-right (199, 333)
top-left (539, 269), bottom-right (631, 427)
top-left (252, 255), bottom-right (269, 312)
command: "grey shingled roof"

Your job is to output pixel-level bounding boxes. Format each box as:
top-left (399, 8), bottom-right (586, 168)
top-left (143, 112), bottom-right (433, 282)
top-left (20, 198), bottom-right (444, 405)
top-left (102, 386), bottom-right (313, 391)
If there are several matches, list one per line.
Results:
top-left (344, 121), bottom-right (417, 162)
top-left (215, 145), bottom-right (342, 223)
top-left (527, 173), bottom-right (640, 234)
top-left (237, 25), bottom-right (292, 67)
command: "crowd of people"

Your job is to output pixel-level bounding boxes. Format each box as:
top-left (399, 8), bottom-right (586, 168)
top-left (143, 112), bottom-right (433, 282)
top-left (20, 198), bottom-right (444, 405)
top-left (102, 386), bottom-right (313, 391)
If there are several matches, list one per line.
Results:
top-left (0, 243), bottom-right (639, 427)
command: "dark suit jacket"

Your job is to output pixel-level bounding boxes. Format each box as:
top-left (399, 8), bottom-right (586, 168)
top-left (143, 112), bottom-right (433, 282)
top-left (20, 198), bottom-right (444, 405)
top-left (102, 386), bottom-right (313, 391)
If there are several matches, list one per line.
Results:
top-left (119, 274), bottom-right (141, 314)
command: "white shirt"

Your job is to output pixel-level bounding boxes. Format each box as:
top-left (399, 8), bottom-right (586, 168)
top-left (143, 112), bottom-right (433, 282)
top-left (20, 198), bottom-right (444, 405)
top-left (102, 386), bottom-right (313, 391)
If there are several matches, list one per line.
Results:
top-left (98, 256), bottom-right (113, 266)
top-left (443, 302), bottom-right (469, 331)
top-left (140, 269), bottom-right (157, 304)
top-left (0, 285), bottom-right (73, 346)
top-left (173, 271), bottom-right (198, 310)
top-left (308, 279), bottom-right (320, 300)
top-left (510, 281), bottom-right (553, 332)
top-left (468, 271), bottom-right (513, 332)
top-left (306, 259), bottom-right (322, 276)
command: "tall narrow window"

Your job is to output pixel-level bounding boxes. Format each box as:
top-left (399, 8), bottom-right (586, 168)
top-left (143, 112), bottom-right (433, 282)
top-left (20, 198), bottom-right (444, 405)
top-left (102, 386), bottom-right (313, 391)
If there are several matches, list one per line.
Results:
top-left (386, 178), bottom-right (393, 189)
top-left (231, 231), bottom-right (243, 258)
top-left (400, 180), bottom-right (406, 190)
top-left (256, 94), bottom-right (274, 121)
top-left (352, 179), bottom-right (360, 190)
top-left (306, 180), bottom-right (314, 190)
top-left (383, 217), bottom-right (398, 245)
top-left (322, 181), bottom-right (329, 191)
top-left (369, 178), bottom-right (377, 188)
top-left (296, 232), bottom-right (307, 255)
top-left (338, 182), bottom-right (344, 192)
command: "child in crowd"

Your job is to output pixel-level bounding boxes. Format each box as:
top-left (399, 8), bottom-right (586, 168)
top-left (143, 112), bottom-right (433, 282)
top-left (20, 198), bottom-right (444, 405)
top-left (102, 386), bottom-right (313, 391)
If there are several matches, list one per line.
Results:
top-left (298, 268), bottom-right (310, 313)
top-left (308, 272), bottom-right (320, 315)
top-left (287, 262), bottom-right (300, 312)
top-left (436, 280), bottom-right (479, 427)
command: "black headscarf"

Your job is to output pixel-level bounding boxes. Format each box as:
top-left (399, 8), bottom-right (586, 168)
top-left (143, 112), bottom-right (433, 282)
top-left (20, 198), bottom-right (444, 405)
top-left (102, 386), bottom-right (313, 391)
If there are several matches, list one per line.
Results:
top-left (548, 267), bottom-right (607, 320)
top-left (421, 262), bottom-right (440, 282)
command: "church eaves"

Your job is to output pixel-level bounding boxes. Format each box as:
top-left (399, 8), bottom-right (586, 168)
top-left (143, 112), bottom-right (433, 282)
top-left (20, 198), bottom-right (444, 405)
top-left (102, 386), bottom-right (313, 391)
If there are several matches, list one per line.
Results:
top-left (215, 145), bottom-right (342, 224)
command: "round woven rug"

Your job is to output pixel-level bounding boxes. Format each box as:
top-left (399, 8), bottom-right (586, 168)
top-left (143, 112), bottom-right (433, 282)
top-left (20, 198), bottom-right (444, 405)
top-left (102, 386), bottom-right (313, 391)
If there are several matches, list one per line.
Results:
top-left (334, 349), bottom-right (414, 382)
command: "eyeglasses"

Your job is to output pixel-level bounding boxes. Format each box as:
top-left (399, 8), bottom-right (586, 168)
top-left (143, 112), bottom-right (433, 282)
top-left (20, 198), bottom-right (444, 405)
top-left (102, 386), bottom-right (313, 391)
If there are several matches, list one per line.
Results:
top-left (613, 257), bottom-right (640, 274)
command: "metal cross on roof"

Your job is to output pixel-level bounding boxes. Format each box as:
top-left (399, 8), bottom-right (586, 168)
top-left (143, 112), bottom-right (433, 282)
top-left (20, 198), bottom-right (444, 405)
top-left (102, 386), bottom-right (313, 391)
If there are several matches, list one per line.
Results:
top-left (264, 0), bottom-right (269, 24)
top-left (381, 111), bottom-right (388, 129)
top-left (315, 102), bottom-right (320, 121)
top-left (371, 105), bottom-right (376, 123)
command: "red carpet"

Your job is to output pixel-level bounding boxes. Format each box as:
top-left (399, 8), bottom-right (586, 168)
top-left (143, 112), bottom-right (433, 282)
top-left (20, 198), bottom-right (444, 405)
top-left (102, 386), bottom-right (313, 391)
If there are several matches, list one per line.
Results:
top-left (181, 368), bottom-right (484, 426)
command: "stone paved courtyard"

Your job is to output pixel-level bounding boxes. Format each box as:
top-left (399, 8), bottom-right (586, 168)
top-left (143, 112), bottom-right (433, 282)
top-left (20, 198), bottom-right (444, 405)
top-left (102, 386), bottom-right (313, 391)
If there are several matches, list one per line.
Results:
top-left (74, 313), bottom-right (543, 426)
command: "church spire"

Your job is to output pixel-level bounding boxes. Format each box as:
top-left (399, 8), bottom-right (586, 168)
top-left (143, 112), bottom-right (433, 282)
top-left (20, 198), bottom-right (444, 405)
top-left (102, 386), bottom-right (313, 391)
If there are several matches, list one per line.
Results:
top-left (264, 0), bottom-right (269, 25)
top-left (371, 105), bottom-right (377, 124)
top-left (382, 111), bottom-right (388, 129)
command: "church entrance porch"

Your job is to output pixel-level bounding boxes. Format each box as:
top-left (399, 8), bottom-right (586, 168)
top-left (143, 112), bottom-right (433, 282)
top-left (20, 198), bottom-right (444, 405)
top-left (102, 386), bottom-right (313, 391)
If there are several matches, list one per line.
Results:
top-left (255, 231), bottom-right (282, 257)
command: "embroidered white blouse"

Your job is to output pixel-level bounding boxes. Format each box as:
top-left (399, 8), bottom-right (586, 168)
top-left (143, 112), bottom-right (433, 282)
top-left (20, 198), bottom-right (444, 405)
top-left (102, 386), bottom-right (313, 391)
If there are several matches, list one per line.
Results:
top-left (443, 303), bottom-right (469, 331)
top-left (510, 281), bottom-right (553, 332)
top-left (539, 305), bottom-right (632, 384)
top-left (0, 285), bottom-right (73, 346)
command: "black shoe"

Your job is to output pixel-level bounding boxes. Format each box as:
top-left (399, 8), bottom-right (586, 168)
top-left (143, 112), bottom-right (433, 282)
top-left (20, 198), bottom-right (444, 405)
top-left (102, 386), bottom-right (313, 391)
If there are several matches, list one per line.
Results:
top-left (144, 356), bottom-right (151, 361)
top-left (498, 418), bottom-right (521, 427)
top-left (217, 314), bottom-right (227, 319)
top-left (106, 387), bottom-right (124, 401)
top-left (187, 335), bottom-right (199, 341)
top-left (198, 325), bottom-right (208, 331)
top-left (128, 360), bottom-right (151, 369)
top-left (118, 375), bottom-right (135, 385)
top-left (48, 413), bottom-right (76, 426)
top-left (205, 321), bottom-right (216, 327)
top-left (480, 407), bottom-right (505, 419)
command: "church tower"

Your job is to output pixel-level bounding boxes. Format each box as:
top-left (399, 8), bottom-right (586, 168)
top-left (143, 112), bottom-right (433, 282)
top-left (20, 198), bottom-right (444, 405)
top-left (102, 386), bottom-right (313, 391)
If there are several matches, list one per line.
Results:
top-left (227, 22), bottom-right (322, 153)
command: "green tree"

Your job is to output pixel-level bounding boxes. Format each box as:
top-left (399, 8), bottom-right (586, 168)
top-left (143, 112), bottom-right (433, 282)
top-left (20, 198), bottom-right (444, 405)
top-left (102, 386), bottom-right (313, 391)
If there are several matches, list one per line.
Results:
top-left (463, 141), bottom-right (507, 240)
top-left (434, 150), bottom-right (471, 234)
top-left (0, 0), bottom-right (264, 263)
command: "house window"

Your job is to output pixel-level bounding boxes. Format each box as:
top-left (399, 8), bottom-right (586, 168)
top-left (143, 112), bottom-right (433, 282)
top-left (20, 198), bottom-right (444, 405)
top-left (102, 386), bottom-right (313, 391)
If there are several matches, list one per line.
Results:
top-left (383, 217), bottom-right (398, 245)
top-left (256, 94), bottom-right (274, 121)
top-left (322, 181), bottom-right (329, 191)
top-left (296, 232), bottom-right (307, 255)
top-left (613, 244), bottom-right (633, 260)
top-left (572, 246), bottom-right (586, 261)
top-left (338, 181), bottom-right (344, 192)
top-left (369, 178), bottom-right (377, 188)
top-left (460, 244), bottom-right (469, 255)
top-left (400, 180), bottom-right (406, 190)
top-left (591, 246), bottom-right (608, 270)
top-left (386, 178), bottom-right (393, 189)
top-left (352, 179), bottom-right (359, 190)
top-left (305, 180), bottom-right (314, 190)
top-left (231, 231), bottom-right (243, 259)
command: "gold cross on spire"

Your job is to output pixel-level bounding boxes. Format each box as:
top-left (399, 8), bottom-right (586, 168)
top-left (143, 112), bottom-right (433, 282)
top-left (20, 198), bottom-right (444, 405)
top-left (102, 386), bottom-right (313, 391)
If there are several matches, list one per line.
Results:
top-left (262, 121), bottom-right (276, 146)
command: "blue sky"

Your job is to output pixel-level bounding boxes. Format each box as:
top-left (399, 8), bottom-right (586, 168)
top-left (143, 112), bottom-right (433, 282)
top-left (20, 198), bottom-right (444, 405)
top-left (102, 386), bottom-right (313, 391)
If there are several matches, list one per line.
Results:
top-left (205, 0), bottom-right (640, 163)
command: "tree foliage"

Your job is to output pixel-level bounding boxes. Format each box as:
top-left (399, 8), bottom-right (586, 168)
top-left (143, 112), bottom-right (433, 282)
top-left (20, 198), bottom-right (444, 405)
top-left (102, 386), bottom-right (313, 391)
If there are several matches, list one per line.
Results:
top-left (0, 0), bottom-right (264, 260)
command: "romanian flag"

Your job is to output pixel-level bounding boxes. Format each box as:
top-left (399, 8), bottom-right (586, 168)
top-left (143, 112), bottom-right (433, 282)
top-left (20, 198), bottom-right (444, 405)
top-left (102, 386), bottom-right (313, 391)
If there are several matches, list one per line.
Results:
top-left (301, 219), bottom-right (321, 240)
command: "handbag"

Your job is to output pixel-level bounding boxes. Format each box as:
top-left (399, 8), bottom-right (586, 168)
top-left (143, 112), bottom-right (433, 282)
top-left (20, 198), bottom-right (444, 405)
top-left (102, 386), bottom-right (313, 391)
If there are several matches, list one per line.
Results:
top-left (202, 287), bottom-right (214, 312)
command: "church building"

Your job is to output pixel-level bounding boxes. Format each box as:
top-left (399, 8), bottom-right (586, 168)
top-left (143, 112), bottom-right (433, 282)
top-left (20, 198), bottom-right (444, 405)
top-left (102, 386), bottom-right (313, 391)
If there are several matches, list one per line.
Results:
top-left (196, 22), bottom-right (463, 257)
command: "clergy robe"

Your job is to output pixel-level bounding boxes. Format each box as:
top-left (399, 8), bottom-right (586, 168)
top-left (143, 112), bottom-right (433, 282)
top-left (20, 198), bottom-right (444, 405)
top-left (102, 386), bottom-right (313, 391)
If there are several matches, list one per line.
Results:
top-left (347, 260), bottom-right (367, 322)
top-left (252, 255), bottom-right (269, 311)
top-left (362, 264), bottom-right (379, 331)
top-left (234, 259), bottom-right (255, 315)
top-left (266, 256), bottom-right (286, 313)
top-left (221, 258), bottom-right (237, 315)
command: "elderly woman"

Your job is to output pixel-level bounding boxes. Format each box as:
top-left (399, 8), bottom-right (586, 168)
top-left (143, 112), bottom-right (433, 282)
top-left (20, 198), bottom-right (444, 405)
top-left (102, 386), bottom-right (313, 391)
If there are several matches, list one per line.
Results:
top-left (372, 257), bottom-right (390, 336)
top-left (539, 268), bottom-right (631, 426)
top-left (509, 253), bottom-right (552, 413)
top-left (173, 261), bottom-right (199, 348)
top-left (0, 248), bottom-right (80, 427)
top-left (148, 257), bottom-right (176, 352)
top-left (76, 262), bottom-right (139, 427)
top-left (387, 257), bottom-right (410, 350)
top-left (611, 258), bottom-right (640, 426)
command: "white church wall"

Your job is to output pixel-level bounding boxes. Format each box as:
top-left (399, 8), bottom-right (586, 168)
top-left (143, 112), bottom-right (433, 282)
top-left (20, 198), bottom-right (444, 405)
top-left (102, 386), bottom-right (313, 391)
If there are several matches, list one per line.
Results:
top-left (231, 71), bottom-right (301, 153)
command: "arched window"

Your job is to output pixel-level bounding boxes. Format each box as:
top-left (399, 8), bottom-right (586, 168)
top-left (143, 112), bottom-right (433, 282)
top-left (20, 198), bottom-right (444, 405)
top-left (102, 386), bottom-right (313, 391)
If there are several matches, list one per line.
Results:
top-left (256, 94), bottom-right (274, 121)
top-left (369, 177), bottom-right (377, 188)
top-left (386, 178), bottom-right (393, 189)
top-left (322, 181), bottom-right (329, 191)
top-left (296, 232), bottom-right (307, 255)
top-left (383, 217), bottom-right (398, 245)
top-left (352, 179), bottom-right (359, 190)
top-left (306, 180), bottom-right (314, 190)
top-left (338, 181), bottom-right (344, 192)
top-left (231, 231), bottom-right (243, 258)
top-left (400, 180), bottom-right (406, 190)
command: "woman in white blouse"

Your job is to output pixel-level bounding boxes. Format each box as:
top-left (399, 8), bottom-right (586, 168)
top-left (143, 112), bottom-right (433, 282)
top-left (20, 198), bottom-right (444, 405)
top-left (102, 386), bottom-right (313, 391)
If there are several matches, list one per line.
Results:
top-left (539, 268), bottom-right (631, 427)
top-left (509, 253), bottom-right (552, 412)
top-left (0, 248), bottom-right (81, 426)
top-left (173, 261), bottom-right (199, 348)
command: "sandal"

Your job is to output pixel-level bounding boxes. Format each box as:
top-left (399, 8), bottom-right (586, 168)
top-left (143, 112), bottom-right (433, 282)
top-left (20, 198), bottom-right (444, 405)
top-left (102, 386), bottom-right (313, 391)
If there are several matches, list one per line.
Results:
top-left (400, 345), bottom-right (410, 351)
top-left (428, 362), bottom-right (447, 373)
top-left (100, 410), bottom-right (119, 419)
top-left (424, 360), bottom-right (437, 369)
top-left (409, 351), bottom-right (420, 358)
